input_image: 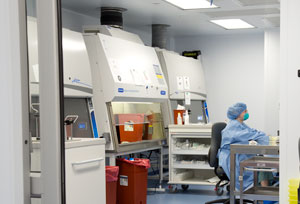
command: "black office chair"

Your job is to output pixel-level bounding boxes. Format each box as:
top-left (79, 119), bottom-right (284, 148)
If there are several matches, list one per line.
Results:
top-left (207, 123), bottom-right (229, 197)
top-left (205, 122), bottom-right (253, 204)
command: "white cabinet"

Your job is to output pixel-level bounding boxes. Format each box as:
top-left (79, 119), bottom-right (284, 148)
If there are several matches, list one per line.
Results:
top-left (168, 124), bottom-right (216, 186)
top-left (31, 138), bottom-right (106, 204)
top-left (65, 140), bottom-right (105, 204)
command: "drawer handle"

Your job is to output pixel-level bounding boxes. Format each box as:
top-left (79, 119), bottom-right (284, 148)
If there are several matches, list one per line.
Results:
top-left (72, 157), bottom-right (104, 166)
top-left (244, 167), bottom-right (278, 173)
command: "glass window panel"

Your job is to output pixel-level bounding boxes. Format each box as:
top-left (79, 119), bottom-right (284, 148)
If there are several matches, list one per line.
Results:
top-left (111, 102), bottom-right (166, 144)
top-left (64, 98), bottom-right (94, 139)
top-left (170, 100), bottom-right (207, 123)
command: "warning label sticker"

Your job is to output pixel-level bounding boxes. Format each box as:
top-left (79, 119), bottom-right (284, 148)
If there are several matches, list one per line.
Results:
top-left (120, 175), bottom-right (128, 186)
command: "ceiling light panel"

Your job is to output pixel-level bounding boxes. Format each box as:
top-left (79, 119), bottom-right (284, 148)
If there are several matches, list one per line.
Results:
top-left (210, 19), bottom-right (255, 29)
top-left (164, 0), bottom-right (218, 9)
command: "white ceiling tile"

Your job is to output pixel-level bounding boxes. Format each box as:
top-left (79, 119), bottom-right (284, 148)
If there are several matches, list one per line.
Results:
top-left (233, 0), bottom-right (280, 7)
top-left (264, 16), bottom-right (280, 27)
top-left (60, 0), bottom-right (280, 36)
top-left (204, 8), bottom-right (280, 18)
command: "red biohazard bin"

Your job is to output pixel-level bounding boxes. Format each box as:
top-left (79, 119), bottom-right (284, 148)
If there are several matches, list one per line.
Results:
top-left (116, 158), bottom-right (150, 204)
top-left (116, 114), bottom-right (145, 143)
top-left (106, 166), bottom-right (119, 204)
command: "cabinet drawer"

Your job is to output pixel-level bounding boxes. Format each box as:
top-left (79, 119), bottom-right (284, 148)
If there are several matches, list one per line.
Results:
top-left (65, 144), bottom-right (105, 204)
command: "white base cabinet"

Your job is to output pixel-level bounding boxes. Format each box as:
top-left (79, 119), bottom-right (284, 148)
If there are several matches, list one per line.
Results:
top-left (31, 138), bottom-right (106, 204)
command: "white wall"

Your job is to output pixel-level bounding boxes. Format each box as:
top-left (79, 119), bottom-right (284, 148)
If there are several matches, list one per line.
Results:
top-left (125, 26), bottom-right (152, 46)
top-left (264, 29), bottom-right (280, 136)
top-left (1, 0), bottom-right (30, 203)
top-left (280, 0), bottom-right (300, 202)
top-left (125, 26), bottom-right (176, 50)
top-left (175, 33), bottom-right (265, 130)
top-left (26, 0), bottom-right (99, 33)
top-left (61, 9), bottom-right (155, 45)
top-left (61, 9), bottom-right (99, 32)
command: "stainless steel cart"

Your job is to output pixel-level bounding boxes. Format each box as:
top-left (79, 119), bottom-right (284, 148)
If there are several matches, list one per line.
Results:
top-left (239, 156), bottom-right (279, 203)
top-left (230, 144), bottom-right (279, 203)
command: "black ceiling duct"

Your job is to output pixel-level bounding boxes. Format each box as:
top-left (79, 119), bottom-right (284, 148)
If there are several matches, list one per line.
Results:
top-left (152, 24), bottom-right (170, 49)
top-left (100, 7), bottom-right (127, 29)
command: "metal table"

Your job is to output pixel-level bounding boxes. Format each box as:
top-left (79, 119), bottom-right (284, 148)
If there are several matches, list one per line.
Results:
top-left (229, 144), bottom-right (279, 203)
top-left (239, 156), bottom-right (279, 203)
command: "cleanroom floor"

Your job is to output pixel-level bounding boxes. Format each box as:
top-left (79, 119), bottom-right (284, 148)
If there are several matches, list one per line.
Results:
top-left (147, 181), bottom-right (229, 204)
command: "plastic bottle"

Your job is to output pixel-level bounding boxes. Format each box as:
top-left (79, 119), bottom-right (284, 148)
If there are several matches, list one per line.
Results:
top-left (177, 113), bottom-right (183, 125)
top-left (185, 139), bottom-right (190, 149)
top-left (184, 110), bottom-right (189, 125)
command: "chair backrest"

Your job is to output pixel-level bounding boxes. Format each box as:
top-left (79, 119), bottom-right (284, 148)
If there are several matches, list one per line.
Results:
top-left (208, 122), bottom-right (227, 168)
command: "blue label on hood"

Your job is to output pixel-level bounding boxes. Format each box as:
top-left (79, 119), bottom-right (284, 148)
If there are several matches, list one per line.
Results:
top-left (118, 88), bottom-right (124, 93)
top-left (160, 90), bottom-right (166, 95)
top-left (78, 123), bottom-right (86, 129)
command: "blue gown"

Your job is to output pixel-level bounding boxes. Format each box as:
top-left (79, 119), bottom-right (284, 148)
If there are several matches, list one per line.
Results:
top-left (218, 120), bottom-right (269, 190)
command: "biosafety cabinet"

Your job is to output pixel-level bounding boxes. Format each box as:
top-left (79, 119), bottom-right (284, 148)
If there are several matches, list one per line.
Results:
top-left (28, 18), bottom-right (93, 98)
top-left (155, 50), bottom-right (214, 190)
top-left (83, 26), bottom-right (171, 153)
top-left (156, 49), bottom-right (208, 124)
top-left (27, 18), bottom-right (97, 139)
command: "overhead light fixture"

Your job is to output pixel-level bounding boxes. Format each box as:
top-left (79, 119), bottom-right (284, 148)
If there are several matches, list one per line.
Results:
top-left (164, 0), bottom-right (218, 10)
top-left (210, 19), bottom-right (255, 29)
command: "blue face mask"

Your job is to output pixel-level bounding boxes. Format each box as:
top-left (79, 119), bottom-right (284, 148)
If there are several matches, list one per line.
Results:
top-left (243, 113), bottom-right (249, 121)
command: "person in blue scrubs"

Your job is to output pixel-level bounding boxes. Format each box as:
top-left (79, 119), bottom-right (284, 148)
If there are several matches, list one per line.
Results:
top-left (218, 103), bottom-right (272, 190)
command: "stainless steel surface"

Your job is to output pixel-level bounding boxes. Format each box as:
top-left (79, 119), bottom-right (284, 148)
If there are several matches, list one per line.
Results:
top-left (112, 140), bottom-right (163, 153)
top-left (243, 167), bottom-right (278, 172)
top-left (107, 102), bottom-right (118, 151)
top-left (253, 171), bottom-right (258, 188)
top-left (241, 156), bottom-right (279, 170)
top-left (170, 132), bottom-right (211, 136)
top-left (243, 187), bottom-right (279, 201)
top-left (230, 144), bottom-right (279, 203)
top-left (231, 144), bottom-right (279, 155)
top-left (239, 155), bottom-right (279, 203)
top-left (106, 146), bottom-right (162, 157)
top-left (71, 157), bottom-right (104, 166)
top-left (159, 146), bottom-right (164, 188)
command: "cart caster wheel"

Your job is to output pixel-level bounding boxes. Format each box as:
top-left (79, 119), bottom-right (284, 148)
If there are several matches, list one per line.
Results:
top-left (168, 185), bottom-right (178, 193)
top-left (215, 186), bottom-right (224, 196)
top-left (226, 184), bottom-right (230, 192)
top-left (181, 185), bottom-right (189, 191)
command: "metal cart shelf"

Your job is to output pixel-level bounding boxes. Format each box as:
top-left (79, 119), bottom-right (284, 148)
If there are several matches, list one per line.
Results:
top-left (239, 156), bottom-right (279, 203)
top-left (172, 149), bottom-right (210, 155)
top-left (168, 124), bottom-right (216, 191)
top-left (230, 144), bottom-right (279, 203)
top-left (242, 186), bottom-right (279, 201)
top-left (173, 162), bottom-right (213, 170)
